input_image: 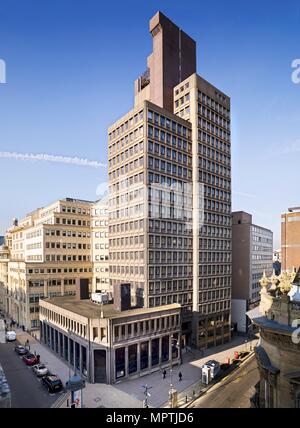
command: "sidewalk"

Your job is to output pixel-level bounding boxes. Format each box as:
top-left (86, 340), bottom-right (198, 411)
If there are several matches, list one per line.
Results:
top-left (10, 320), bottom-right (258, 408)
top-left (14, 327), bottom-right (141, 408)
top-left (113, 335), bottom-right (258, 408)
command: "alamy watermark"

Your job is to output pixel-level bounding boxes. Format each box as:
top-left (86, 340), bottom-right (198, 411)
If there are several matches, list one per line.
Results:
top-left (292, 319), bottom-right (300, 344)
top-left (0, 59), bottom-right (6, 83)
top-left (291, 59), bottom-right (300, 84)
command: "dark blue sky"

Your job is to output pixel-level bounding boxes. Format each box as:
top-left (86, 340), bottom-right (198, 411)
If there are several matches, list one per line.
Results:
top-left (1, 0), bottom-right (300, 246)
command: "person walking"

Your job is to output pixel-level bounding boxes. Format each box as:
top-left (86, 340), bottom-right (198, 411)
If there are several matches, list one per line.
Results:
top-left (179, 372), bottom-right (183, 381)
top-left (162, 369), bottom-right (167, 379)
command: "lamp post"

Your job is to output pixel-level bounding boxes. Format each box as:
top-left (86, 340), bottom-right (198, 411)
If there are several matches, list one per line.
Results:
top-left (142, 384), bottom-right (152, 408)
top-left (169, 334), bottom-right (179, 408)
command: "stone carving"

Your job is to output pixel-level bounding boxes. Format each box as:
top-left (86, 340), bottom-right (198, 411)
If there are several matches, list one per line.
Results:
top-left (259, 271), bottom-right (270, 290)
top-left (278, 270), bottom-right (296, 294)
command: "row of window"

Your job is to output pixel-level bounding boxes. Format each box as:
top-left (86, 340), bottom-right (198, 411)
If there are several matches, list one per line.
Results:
top-left (149, 219), bottom-right (192, 235)
top-left (46, 242), bottom-right (91, 250)
top-left (148, 125), bottom-right (191, 149)
top-left (149, 279), bottom-right (193, 294)
top-left (27, 267), bottom-right (92, 275)
top-left (114, 315), bottom-right (180, 342)
top-left (60, 205), bottom-right (90, 215)
top-left (199, 276), bottom-right (231, 289)
top-left (109, 172), bottom-right (144, 194)
top-left (109, 141), bottom-right (144, 168)
top-left (56, 218), bottom-right (90, 227)
top-left (149, 265), bottom-right (193, 279)
top-left (148, 140), bottom-right (192, 163)
top-left (108, 219), bottom-right (144, 234)
top-left (199, 264), bottom-right (231, 276)
top-left (109, 126), bottom-right (144, 155)
top-left (149, 251), bottom-right (193, 263)
top-left (45, 229), bottom-right (91, 238)
top-left (198, 117), bottom-right (230, 142)
top-left (45, 254), bottom-right (91, 262)
top-left (109, 110), bottom-right (144, 141)
top-left (109, 157), bottom-right (144, 180)
top-left (199, 299), bottom-right (231, 315)
top-left (198, 91), bottom-right (229, 118)
top-left (198, 143), bottom-right (231, 166)
top-left (199, 157), bottom-right (231, 178)
top-left (148, 156), bottom-right (191, 179)
top-left (199, 288), bottom-right (231, 302)
top-left (29, 278), bottom-right (76, 287)
top-left (147, 110), bottom-right (191, 138)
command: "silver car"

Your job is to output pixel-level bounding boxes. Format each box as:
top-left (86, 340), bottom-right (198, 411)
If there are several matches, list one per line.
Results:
top-left (32, 364), bottom-right (48, 377)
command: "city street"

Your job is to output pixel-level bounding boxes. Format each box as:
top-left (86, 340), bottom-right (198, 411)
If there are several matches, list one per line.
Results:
top-left (0, 341), bottom-right (63, 408)
top-left (190, 354), bottom-right (259, 408)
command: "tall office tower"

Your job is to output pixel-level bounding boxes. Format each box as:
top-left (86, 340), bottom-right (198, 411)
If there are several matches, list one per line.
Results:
top-left (172, 74), bottom-right (232, 348)
top-left (281, 207), bottom-right (300, 271)
top-left (108, 11), bottom-right (231, 348)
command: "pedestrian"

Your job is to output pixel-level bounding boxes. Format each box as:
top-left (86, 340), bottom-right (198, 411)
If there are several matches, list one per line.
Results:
top-left (162, 369), bottom-right (167, 379)
top-left (179, 372), bottom-right (183, 381)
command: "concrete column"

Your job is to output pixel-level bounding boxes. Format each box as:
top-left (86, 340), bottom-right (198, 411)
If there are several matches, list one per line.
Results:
top-left (169, 334), bottom-right (172, 361)
top-left (137, 342), bottom-right (141, 373)
top-left (125, 346), bottom-right (129, 378)
top-left (80, 344), bottom-right (83, 374)
top-left (45, 324), bottom-right (49, 347)
top-left (148, 339), bottom-right (152, 370)
top-left (49, 327), bottom-right (53, 350)
top-left (68, 338), bottom-right (71, 366)
top-left (57, 332), bottom-right (61, 356)
top-left (159, 336), bottom-right (162, 365)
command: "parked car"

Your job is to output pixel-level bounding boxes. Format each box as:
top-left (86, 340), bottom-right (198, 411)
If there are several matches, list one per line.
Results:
top-left (6, 331), bottom-right (16, 342)
top-left (22, 353), bottom-right (38, 366)
top-left (32, 364), bottom-right (48, 377)
top-left (42, 375), bottom-right (63, 393)
top-left (14, 345), bottom-right (28, 355)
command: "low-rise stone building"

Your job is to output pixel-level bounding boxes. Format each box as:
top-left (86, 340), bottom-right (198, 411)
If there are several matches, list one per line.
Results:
top-left (39, 295), bottom-right (181, 384)
top-left (248, 269), bottom-right (300, 408)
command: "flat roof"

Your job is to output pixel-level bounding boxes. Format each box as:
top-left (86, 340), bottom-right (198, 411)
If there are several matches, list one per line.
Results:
top-left (42, 296), bottom-right (180, 320)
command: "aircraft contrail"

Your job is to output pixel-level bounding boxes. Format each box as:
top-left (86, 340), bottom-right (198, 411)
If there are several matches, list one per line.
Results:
top-left (0, 151), bottom-right (107, 169)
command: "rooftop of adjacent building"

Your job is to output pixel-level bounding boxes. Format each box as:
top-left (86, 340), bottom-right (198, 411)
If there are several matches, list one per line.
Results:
top-left (41, 296), bottom-right (180, 320)
top-left (232, 211), bottom-right (273, 234)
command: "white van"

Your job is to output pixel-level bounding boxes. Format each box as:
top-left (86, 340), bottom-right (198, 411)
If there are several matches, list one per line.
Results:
top-left (6, 331), bottom-right (16, 342)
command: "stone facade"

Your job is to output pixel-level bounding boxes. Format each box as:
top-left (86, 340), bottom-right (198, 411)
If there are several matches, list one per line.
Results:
top-left (248, 270), bottom-right (300, 408)
top-left (39, 296), bottom-right (181, 384)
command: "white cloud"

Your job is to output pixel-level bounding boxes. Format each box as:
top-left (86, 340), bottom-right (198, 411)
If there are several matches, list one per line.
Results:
top-left (0, 151), bottom-right (107, 169)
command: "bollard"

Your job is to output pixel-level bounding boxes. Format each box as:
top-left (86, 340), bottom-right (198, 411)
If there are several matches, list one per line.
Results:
top-left (185, 396), bottom-right (188, 403)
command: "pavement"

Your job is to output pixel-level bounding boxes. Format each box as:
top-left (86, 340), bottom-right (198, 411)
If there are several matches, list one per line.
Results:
top-left (189, 354), bottom-right (259, 408)
top-left (2, 319), bottom-right (259, 408)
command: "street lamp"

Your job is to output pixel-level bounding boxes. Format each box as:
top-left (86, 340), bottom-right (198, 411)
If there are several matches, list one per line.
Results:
top-left (142, 384), bottom-right (152, 408)
top-left (169, 334), bottom-right (180, 408)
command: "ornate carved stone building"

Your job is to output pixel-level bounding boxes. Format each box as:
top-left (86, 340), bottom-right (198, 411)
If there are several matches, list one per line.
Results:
top-left (248, 269), bottom-right (300, 408)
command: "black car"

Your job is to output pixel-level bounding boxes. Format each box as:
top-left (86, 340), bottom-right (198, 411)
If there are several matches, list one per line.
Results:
top-left (42, 375), bottom-right (63, 393)
top-left (14, 345), bottom-right (28, 355)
